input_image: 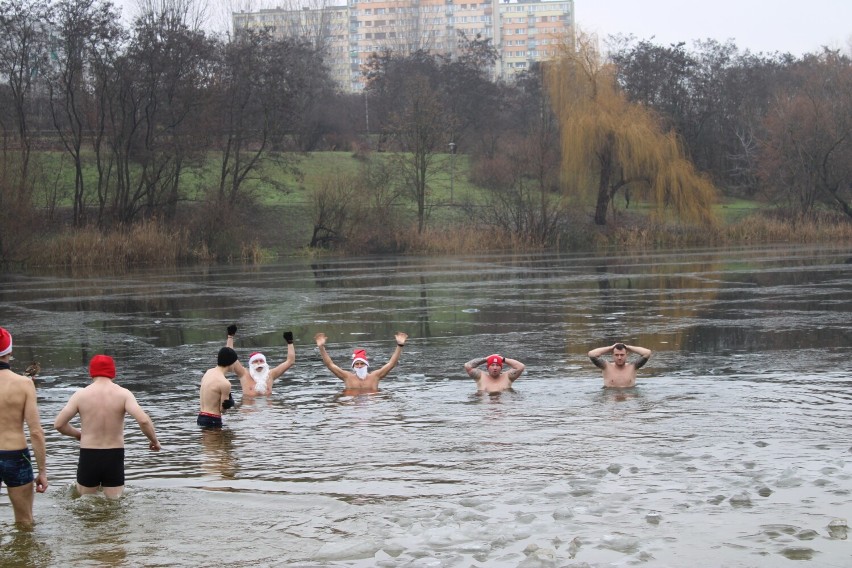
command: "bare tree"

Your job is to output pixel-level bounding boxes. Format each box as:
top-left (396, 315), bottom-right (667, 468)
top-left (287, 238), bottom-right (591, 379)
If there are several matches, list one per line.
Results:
top-left (48, 0), bottom-right (122, 226)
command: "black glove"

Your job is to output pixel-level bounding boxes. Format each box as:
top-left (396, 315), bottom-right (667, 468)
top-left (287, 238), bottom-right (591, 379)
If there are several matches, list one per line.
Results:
top-left (227, 324), bottom-right (237, 336)
top-left (222, 393), bottom-right (235, 410)
top-left (283, 331), bottom-right (294, 344)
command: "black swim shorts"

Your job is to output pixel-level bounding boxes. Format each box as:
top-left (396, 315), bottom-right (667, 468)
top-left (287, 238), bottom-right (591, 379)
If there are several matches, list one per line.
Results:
top-left (77, 448), bottom-right (125, 488)
top-left (197, 412), bottom-right (223, 429)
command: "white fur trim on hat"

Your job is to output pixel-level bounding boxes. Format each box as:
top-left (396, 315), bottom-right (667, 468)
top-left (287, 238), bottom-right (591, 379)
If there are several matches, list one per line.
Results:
top-left (0, 328), bottom-right (12, 357)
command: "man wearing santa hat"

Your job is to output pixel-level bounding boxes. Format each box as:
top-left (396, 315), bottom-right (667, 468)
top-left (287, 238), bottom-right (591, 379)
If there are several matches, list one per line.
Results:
top-left (464, 353), bottom-right (526, 393)
top-left (0, 327), bottom-right (47, 526)
top-left (314, 331), bottom-right (408, 391)
top-left (54, 354), bottom-right (161, 498)
top-left (225, 325), bottom-right (295, 396)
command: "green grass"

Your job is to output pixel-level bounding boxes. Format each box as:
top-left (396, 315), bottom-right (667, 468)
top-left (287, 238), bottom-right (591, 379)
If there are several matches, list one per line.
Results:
top-left (32, 150), bottom-right (485, 209)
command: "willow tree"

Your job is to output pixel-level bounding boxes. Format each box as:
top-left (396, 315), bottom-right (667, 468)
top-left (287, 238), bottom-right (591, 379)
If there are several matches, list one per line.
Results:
top-left (546, 34), bottom-right (718, 226)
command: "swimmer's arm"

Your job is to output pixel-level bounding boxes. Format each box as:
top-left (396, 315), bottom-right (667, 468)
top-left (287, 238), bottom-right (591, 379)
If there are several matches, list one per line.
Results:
top-left (270, 341), bottom-right (296, 380)
top-left (588, 345), bottom-right (615, 359)
top-left (504, 357), bottom-right (525, 382)
top-left (374, 335), bottom-right (406, 379)
top-left (24, 381), bottom-right (47, 491)
top-left (125, 392), bottom-right (161, 451)
top-left (626, 344), bottom-right (652, 359)
top-left (53, 392), bottom-right (82, 441)
top-left (589, 356), bottom-right (607, 370)
top-left (464, 357), bottom-right (487, 380)
top-left (317, 344), bottom-right (349, 381)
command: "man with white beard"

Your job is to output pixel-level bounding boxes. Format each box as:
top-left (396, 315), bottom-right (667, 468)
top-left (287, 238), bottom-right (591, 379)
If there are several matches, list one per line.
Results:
top-left (226, 325), bottom-right (295, 396)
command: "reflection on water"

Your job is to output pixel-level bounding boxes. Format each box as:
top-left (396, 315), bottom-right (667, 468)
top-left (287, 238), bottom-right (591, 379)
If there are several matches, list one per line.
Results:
top-left (0, 243), bottom-right (850, 566)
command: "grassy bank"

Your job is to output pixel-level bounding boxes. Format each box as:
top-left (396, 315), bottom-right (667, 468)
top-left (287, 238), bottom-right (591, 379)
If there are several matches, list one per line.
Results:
top-left (9, 151), bottom-right (851, 268)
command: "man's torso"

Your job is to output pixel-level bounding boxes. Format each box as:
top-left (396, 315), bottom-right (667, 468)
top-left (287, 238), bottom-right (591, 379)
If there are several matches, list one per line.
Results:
top-left (602, 363), bottom-right (637, 388)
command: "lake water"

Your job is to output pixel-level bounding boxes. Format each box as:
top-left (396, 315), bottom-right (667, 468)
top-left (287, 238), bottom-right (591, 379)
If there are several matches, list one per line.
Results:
top-left (1, 243), bottom-right (850, 567)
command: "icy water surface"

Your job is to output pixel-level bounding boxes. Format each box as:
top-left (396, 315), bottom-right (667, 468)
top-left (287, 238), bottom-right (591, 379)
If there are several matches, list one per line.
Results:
top-left (1, 243), bottom-right (850, 567)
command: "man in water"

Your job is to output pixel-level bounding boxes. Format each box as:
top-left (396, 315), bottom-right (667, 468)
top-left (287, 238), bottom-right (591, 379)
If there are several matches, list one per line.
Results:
top-left (197, 347), bottom-right (239, 428)
top-left (54, 354), bottom-right (161, 499)
top-left (314, 331), bottom-right (408, 390)
top-left (587, 342), bottom-right (652, 388)
top-left (0, 327), bottom-right (47, 526)
top-left (464, 354), bottom-right (526, 392)
top-left (225, 325), bottom-right (295, 396)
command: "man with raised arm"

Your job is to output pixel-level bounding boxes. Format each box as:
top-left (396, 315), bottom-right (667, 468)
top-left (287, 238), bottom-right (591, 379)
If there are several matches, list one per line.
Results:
top-left (197, 347), bottom-right (240, 428)
top-left (464, 354), bottom-right (526, 393)
top-left (587, 342), bottom-right (653, 388)
top-left (0, 327), bottom-right (47, 526)
top-left (314, 332), bottom-right (408, 391)
top-left (225, 325), bottom-right (295, 396)
top-left (54, 354), bottom-right (160, 499)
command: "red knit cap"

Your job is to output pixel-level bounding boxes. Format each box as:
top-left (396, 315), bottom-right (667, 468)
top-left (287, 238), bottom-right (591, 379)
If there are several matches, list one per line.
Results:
top-left (89, 354), bottom-right (116, 378)
top-left (486, 354), bottom-right (503, 367)
top-left (0, 327), bottom-right (12, 357)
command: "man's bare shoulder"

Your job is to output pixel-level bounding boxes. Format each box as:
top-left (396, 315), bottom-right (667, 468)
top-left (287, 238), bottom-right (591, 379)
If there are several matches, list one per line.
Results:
top-left (0, 370), bottom-right (37, 394)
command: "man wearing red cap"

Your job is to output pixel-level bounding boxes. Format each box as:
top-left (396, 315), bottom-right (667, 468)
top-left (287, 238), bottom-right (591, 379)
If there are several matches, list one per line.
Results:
top-left (0, 327), bottom-right (47, 526)
top-left (54, 354), bottom-right (161, 498)
top-left (464, 353), bottom-right (526, 392)
top-left (314, 331), bottom-right (408, 391)
top-left (225, 325), bottom-right (295, 396)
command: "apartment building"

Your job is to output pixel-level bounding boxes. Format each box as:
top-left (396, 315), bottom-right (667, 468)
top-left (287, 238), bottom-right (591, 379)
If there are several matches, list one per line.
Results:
top-left (233, 0), bottom-right (574, 91)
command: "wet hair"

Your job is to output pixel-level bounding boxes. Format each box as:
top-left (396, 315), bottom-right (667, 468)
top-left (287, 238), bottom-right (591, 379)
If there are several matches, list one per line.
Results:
top-left (217, 347), bottom-right (238, 367)
top-left (613, 343), bottom-right (626, 351)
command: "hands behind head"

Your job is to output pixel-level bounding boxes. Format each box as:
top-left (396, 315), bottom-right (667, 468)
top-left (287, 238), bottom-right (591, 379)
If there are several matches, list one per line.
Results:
top-left (283, 331), bottom-right (294, 344)
top-left (227, 324), bottom-right (237, 336)
top-left (395, 331), bottom-right (408, 346)
top-left (314, 332), bottom-right (327, 347)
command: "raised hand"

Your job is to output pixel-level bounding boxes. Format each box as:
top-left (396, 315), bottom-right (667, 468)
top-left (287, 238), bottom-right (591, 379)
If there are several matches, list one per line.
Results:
top-left (283, 331), bottom-right (294, 344)
top-left (395, 331), bottom-right (408, 346)
top-left (227, 324), bottom-right (238, 337)
top-left (314, 332), bottom-right (327, 347)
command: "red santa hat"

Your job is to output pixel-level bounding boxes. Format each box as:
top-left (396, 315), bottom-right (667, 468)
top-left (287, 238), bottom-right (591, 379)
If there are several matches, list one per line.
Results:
top-left (0, 327), bottom-right (11, 357)
top-left (351, 349), bottom-right (369, 368)
top-left (249, 352), bottom-right (267, 366)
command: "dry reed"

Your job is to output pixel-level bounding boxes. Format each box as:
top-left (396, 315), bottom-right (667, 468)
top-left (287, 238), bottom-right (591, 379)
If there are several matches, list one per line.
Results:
top-left (33, 221), bottom-right (197, 267)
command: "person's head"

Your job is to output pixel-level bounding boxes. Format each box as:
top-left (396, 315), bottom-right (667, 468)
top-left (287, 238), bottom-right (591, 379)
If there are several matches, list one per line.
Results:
top-left (89, 354), bottom-right (116, 379)
top-left (217, 347), bottom-right (238, 369)
top-left (351, 349), bottom-right (369, 379)
top-left (486, 354), bottom-right (503, 378)
top-left (612, 343), bottom-right (627, 366)
top-left (248, 352), bottom-right (270, 389)
top-left (0, 327), bottom-right (12, 360)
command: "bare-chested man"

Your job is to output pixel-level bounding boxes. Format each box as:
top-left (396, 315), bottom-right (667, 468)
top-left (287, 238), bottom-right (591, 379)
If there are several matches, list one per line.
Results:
top-left (0, 327), bottom-right (47, 526)
top-left (225, 325), bottom-right (295, 396)
top-left (314, 332), bottom-right (408, 391)
top-left (54, 354), bottom-right (160, 499)
top-left (197, 347), bottom-right (240, 428)
top-left (464, 354), bottom-right (526, 393)
top-left (587, 343), bottom-right (652, 388)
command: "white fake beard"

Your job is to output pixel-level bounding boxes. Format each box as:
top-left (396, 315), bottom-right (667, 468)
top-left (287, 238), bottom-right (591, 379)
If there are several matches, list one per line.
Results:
top-left (354, 366), bottom-right (369, 380)
top-left (249, 364), bottom-right (270, 393)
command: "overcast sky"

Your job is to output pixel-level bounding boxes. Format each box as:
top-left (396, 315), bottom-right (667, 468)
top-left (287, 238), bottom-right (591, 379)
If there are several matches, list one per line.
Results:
top-left (576, 0), bottom-right (852, 55)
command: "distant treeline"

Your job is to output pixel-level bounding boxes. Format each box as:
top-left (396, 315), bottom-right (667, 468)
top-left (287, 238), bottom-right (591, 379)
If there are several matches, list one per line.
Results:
top-left (1, 0), bottom-right (849, 265)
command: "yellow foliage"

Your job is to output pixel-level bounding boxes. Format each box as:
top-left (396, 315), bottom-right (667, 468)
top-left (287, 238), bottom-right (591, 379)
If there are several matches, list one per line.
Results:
top-left (544, 31), bottom-right (718, 226)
